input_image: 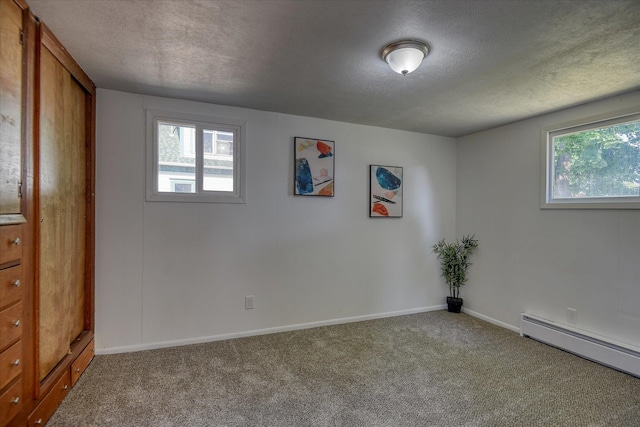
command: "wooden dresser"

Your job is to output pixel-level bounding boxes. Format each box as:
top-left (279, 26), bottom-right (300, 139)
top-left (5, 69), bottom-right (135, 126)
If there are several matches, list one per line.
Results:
top-left (0, 225), bottom-right (25, 426)
top-left (1, 0), bottom-right (29, 423)
top-left (0, 0), bottom-right (95, 425)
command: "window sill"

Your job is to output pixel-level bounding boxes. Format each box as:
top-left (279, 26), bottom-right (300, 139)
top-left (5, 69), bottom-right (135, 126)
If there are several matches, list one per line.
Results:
top-left (146, 192), bottom-right (246, 204)
top-left (541, 198), bottom-right (640, 209)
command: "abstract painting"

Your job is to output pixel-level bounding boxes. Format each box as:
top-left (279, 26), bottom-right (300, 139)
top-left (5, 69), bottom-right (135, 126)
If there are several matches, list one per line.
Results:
top-left (370, 165), bottom-right (403, 217)
top-left (294, 137), bottom-right (335, 197)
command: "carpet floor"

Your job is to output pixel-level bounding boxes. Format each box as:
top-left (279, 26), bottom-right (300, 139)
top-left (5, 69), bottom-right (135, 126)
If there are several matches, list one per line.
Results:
top-left (47, 311), bottom-right (640, 426)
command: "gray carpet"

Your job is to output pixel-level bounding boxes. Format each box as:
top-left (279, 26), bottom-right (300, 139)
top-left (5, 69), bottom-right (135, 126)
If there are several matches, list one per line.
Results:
top-left (48, 311), bottom-right (640, 426)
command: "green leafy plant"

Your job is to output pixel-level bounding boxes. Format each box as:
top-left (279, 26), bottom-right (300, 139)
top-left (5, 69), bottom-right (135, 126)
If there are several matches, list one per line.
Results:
top-left (432, 234), bottom-right (478, 299)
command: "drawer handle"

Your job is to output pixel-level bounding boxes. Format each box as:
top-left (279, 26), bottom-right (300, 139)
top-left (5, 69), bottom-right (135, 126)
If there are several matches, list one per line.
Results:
top-left (35, 419), bottom-right (42, 425)
top-left (76, 368), bottom-right (80, 372)
top-left (12, 279), bottom-right (21, 287)
top-left (12, 319), bottom-right (21, 327)
top-left (11, 237), bottom-right (21, 246)
top-left (62, 384), bottom-right (68, 390)
top-left (10, 396), bottom-right (20, 404)
top-left (12, 359), bottom-right (20, 366)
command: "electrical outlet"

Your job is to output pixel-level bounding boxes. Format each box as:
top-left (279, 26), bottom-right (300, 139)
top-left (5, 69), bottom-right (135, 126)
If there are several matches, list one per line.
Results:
top-left (567, 307), bottom-right (577, 324)
top-left (245, 295), bottom-right (254, 310)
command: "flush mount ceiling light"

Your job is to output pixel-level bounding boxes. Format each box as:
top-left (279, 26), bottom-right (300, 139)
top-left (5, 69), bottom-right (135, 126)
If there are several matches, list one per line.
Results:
top-left (381, 40), bottom-right (429, 76)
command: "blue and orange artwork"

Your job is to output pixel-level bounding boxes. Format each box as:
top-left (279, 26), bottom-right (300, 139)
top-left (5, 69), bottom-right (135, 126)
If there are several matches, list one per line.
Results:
top-left (317, 140), bottom-right (333, 158)
top-left (370, 165), bottom-right (403, 217)
top-left (294, 137), bottom-right (335, 196)
top-left (295, 158), bottom-right (314, 194)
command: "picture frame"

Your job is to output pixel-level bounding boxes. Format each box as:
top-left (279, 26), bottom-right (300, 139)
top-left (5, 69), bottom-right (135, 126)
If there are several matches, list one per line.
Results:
top-left (369, 165), bottom-right (403, 217)
top-left (294, 137), bottom-right (335, 197)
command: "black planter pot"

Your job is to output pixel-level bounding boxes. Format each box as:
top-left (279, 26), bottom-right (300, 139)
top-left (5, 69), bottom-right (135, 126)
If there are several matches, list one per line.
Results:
top-left (447, 297), bottom-right (463, 313)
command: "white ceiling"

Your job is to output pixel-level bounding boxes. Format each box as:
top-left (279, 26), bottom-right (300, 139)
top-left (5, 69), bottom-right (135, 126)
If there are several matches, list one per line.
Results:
top-left (28, 0), bottom-right (640, 137)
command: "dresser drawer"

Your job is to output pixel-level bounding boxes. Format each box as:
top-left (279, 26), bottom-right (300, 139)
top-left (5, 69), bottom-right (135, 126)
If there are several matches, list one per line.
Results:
top-left (0, 302), bottom-right (22, 350)
top-left (0, 340), bottom-right (22, 390)
top-left (0, 265), bottom-right (23, 309)
top-left (0, 225), bottom-right (22, 265)
top-left (0, 379), bottom-right (22, 426)
top-left (71, 339), bottom-right (94, 386)
top-left (28, 370), bottom-right (71, 427)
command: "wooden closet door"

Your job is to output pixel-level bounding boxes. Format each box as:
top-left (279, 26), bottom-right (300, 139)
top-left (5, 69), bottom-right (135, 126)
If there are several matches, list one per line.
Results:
top-left (0, 0), bottom-right (24, 221)
top-left (37, 45), bottom-right (87, 381)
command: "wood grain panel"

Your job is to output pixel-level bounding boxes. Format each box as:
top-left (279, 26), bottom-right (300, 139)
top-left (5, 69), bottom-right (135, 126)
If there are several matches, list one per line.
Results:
top-left (0, 264), bottom-right (22, 309)
top-left (40, 23), bottom-right (94, 95)
top-left (0, 378), bottom-right (22, 424)
top-left (27, 369), bottom-right (69, 427)
top-left (0, 0), bottom-right (23, 216)
top-left (0, 302), bottom-right (22, 350)
top-left (0, 224), bottom-right (22, 265)
top-left (0, 340), bottom-right (22, 390)
top-left (70, 339), bottom-right (93, 386)
top-left (38, 45), bottom-right (87, 381)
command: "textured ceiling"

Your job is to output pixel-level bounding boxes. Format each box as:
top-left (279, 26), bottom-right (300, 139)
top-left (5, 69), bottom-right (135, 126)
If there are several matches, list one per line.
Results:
top-left (28, 0), bottom-right (640, 137)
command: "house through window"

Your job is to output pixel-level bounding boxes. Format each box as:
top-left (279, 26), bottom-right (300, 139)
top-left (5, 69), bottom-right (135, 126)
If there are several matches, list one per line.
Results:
top-left (146, 110), bottom-right (245, 203)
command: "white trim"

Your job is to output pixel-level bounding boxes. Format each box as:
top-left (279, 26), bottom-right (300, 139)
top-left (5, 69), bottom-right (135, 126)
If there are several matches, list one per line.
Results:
top-left (462, 307), bottom-right (521, 334)
top-left (520, 313), bottom-right (640, 353)
top-left (95, 304), bottom-right (446, 355)
top-left (521, 313), bottom-right (640, 378)
top-left (540, 106), bottom-right (640, 209)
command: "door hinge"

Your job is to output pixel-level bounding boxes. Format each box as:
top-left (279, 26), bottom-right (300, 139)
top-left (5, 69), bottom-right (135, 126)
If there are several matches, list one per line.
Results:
top-left (18, 181), bottom-right (23, 199)
top-left (19, 30), bottom-right (24, 45)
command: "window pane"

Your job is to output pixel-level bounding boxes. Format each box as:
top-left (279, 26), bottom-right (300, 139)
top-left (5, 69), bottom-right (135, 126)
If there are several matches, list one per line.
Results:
top-left (203, 130), bottom-right (214, 154)
top-left (216, 131), bottom-right (233, 156)
top-left (552, 119), bottom-right (640, 199)
top-left (157, 122), bottom-right (196, 193)
top-left (202, 128), bottom-right (234, 192)
top-left (171, 181), bottom-right (195, 193)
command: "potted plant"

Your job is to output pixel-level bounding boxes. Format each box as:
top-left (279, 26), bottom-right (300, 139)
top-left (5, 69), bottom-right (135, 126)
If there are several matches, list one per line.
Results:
top-left (432, 234), bottom-right (478, 313)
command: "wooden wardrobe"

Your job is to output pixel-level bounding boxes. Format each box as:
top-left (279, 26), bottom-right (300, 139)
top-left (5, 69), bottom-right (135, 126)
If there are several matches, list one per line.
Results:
top-left (0, 0), bottom-right (95, 425)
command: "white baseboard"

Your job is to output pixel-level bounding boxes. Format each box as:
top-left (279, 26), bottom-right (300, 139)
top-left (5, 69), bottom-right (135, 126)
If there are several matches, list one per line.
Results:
top-left (96, 304), bottom-right (447, 355)
top-left (521, 313), bottom-right (640, 378)
top-left (462, 307), bottom-right (521, 334)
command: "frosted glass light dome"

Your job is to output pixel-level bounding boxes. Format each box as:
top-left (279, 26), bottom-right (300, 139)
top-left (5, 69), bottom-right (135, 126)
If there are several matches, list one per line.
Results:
top-left (381, 40), bottom-right (429, 76)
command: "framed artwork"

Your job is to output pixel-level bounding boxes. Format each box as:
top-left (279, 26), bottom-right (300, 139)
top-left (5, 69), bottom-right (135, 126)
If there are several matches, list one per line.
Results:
top-left (370, 165), bottom-right (403, 217)
top-left (294, 137), bottom-right (335, 196)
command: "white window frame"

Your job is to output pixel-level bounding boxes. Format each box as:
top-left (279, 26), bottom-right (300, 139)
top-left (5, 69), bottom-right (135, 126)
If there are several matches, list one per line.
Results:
top-left (541, 108), bottom-right (640, 209)
top-left (146, 109), bottom-right (246, 203)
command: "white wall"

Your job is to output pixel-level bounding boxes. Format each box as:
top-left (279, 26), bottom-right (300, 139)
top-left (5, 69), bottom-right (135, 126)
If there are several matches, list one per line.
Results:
top-left (95, 89), bottom-right (457, 352)
top-left (457, 90), bottom-right (640, 349)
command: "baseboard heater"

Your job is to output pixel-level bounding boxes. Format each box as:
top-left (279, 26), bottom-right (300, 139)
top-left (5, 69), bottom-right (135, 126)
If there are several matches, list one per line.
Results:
top-left (520, 313), bottom-right (640, 378)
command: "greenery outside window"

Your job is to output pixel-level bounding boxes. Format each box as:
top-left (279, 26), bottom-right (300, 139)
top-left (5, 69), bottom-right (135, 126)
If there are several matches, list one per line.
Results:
top-left (146, 110), bottom-right (246, 203)
top-left (542, 110), bottom-right (640, 209)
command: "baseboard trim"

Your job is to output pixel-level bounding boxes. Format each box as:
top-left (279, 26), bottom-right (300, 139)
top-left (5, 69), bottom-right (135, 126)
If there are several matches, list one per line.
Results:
top-left (96, 304), bottom-right (447, 355)
top-left (462, 307), bottom-right (521, 334)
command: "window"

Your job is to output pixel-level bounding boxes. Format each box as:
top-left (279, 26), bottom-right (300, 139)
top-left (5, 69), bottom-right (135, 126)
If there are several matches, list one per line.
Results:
top-left (170, 179), bottom-right (195, 193)
top-left (203, 130), bottom-right (233, 157)
top-left (146, 110), bottom-right (245, 203)
top-left (542, 111), bottom-right (640, 209)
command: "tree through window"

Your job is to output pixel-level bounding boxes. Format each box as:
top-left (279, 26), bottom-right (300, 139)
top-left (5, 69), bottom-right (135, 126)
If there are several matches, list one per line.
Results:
top-left (543, 112), bottom-right (640, 209)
